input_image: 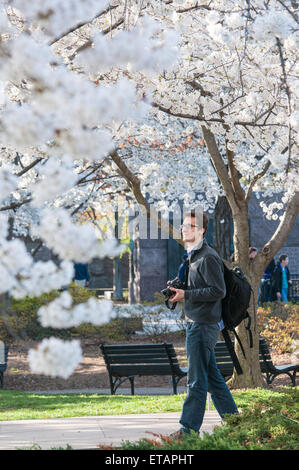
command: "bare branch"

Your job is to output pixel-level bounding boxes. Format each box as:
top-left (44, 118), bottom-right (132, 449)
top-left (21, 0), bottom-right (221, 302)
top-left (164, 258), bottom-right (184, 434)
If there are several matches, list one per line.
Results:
top-left (245, 160), bottom-right (271, 203)
top-left (151, 101), bottom-right (288, 128)
top-left (200, 125), bottom-right (240, 214)
top-left (0, 197), bottom-right (32, 212)
top-left (16, 157), bottom-right (43, 177)
top-left (68, 17), bottom-right (124, 61)
top-left (109, 149), bottom-right (182, 242)
top-left (276, 0), bottom-right (299, 23)
top-left (49, 4), bottom-right (120, 46)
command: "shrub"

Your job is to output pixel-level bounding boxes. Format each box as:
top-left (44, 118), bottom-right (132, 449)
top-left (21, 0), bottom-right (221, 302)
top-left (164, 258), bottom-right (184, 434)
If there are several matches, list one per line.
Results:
top-left (0, 284), bottom-right (97, 342)
top-left (119, 387), bottom-right (299, 450)
top-left (257, 302), bottom-right (299, 353)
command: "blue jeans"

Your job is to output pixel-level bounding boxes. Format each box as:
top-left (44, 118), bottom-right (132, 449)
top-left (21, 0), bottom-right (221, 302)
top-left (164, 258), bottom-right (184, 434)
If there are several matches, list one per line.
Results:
top-left (179, 322), bottom-right (238, 434)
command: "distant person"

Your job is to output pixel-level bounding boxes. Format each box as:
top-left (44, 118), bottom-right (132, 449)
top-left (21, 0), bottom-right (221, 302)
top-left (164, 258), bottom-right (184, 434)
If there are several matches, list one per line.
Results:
top-left (230, 247), bottom-right (257, 264)
top-left (73, 263), bottom-right (90, 287)
top-left (249, 247), bottom-right (257, 260)
top-left (177, 254), bottom-right (189, 283)
top-left (270, 255), bottom-right (292, 302)
top-left (258, 258), bottom-right (276, 304)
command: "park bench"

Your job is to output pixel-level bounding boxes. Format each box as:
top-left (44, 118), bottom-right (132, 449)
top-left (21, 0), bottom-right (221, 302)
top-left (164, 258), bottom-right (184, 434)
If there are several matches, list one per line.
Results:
top-left (100, 338), bottom-right (298, 395)
top-left (0, 341), bottom-right (9, 389)
top-left (100, 343), bottom-right (187, 395)
top-left (215, 338), bottom-right (298, 387)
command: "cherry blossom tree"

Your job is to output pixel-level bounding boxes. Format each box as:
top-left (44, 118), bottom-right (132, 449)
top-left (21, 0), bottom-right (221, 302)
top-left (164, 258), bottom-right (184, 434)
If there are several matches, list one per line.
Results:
top-left (67, 0), bottom-right (299, 387)
top-left (0, 0), bottom-right (180, 378)
top-left (106, 0), bottom-right (299, 388)
top-left (0, 0), bottom-right (298, 388)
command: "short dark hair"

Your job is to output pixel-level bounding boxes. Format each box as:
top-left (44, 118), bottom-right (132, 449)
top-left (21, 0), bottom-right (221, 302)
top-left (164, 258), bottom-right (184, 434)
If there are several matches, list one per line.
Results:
top-left (184, 209), bottom-right (209, 235)
top-left (279, 254), bottom-right (288, 263)
top-left (249, 247), bottom-right (257, 254)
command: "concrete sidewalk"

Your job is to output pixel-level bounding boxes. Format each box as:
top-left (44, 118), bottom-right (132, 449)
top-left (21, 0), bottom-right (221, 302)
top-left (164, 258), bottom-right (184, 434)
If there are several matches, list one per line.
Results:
top-left (0, 387), bottom-right (221, 450)
top-left (0, 411), bottom-right (222, 450)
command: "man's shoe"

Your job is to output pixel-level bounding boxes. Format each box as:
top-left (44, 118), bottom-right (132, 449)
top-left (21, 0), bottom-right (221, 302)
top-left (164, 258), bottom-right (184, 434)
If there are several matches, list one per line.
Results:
top-left (169, 430), bottom-right (187, 441)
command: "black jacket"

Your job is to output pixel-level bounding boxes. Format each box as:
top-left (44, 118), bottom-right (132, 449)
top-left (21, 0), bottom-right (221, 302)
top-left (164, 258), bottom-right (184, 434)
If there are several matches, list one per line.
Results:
top-left (270, 264), bottom-right (290, 300)
top-left (184, 239), bottom-right (226, 324)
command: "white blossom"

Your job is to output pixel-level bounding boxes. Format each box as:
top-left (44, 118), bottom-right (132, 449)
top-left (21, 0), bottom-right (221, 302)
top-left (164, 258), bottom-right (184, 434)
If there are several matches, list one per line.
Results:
top-left (32, 208), bottom-right (123, 262)
top-left (37, 291), bottom-right (115, 328)
top-left (31, 157), bottom-right (78, 206)
top-left (28, 337), bottom-right (83, 379)
top-left (0, 165), bottom-right (18, 202)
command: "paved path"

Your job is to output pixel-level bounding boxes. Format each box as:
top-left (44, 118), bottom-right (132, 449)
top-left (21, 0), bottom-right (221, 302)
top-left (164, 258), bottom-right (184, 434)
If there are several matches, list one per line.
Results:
top-left (0, 387), bottom-right (221, 450)
top-left (0, 411), bottom-right (222, 450)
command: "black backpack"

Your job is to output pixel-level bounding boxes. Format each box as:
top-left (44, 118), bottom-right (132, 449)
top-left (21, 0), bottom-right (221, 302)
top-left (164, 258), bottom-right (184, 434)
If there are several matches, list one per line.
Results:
top-left (221, 263), bottom-right (253, 374)
top-left (221, 262), bottom-right (253, 375)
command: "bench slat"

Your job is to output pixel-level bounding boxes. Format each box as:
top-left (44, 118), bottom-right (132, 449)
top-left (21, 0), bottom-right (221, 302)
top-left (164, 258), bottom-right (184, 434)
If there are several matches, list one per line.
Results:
top-left (110, 364), bottom-right (183, 376)
top-left (102, 343), bottom-right (173, 351)
top-left (108, 357), bottom-right (180, 365)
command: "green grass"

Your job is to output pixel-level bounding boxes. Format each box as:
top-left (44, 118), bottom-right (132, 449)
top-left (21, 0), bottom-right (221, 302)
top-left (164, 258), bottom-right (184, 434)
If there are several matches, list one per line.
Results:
top-left (0, 390), bottom-right (187, 421)
top-left (0, 387), bottom-right (296, 422)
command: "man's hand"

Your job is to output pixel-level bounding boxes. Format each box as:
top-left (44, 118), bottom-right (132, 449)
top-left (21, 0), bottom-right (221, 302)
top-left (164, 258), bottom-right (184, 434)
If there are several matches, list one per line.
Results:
top-left (276, 292), bottom-right (281, 300)
top-left (169, 287), bottom-right (185, 302)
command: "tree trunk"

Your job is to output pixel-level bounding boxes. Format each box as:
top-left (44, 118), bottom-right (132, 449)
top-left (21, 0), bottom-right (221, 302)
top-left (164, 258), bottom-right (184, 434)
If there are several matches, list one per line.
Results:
top-left (213, 195), bottom-right (232, 261)
top-left (226, 279), bottom-right (266, 389)
top-left (113, 211), bottom-right (124, 301)
top-left (226, 202), bottom-right (267, 388)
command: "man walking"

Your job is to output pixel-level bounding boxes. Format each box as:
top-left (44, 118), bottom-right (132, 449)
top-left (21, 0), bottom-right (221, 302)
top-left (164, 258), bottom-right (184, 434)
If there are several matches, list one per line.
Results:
top-left (168, 209), bottom-right (238, 438)
top-left (271, 254), bottom-right (292, 302)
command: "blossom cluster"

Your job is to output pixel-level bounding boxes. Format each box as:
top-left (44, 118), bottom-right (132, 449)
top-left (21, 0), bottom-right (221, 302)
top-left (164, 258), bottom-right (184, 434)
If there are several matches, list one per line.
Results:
top-left (32, 208), bottom-right (123, 262)
top-left (37, 291), bottom-right (115, 328)
top-left (31, 157), bottom-right (78, 207)
top-left (28, 337), bottom-right (83, 379)
top-left (0, 213), bottom-right (74, 297)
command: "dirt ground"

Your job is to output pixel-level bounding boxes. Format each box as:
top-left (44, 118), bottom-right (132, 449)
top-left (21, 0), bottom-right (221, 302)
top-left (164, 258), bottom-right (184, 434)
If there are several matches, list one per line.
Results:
top-left (2, 335), bottom-right (296, 392)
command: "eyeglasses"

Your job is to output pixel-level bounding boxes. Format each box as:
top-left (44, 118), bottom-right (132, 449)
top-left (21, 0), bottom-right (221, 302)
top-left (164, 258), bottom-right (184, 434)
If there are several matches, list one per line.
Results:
top-left (180, 224), bottom-right (200, 230)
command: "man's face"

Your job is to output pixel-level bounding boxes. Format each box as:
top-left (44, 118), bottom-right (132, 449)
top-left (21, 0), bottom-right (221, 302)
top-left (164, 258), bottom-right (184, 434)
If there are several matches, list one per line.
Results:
top-left (281, 257), bottom-right (289, 267)
top-left (249, 251), bottom-right (257, 260)
top-left (181, 216), bottom-right (205, 244)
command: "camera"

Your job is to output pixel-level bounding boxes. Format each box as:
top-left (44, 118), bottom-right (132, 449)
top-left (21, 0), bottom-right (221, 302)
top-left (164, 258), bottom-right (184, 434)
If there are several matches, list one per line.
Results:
top-left (161, 277), bottom-right (185, 310)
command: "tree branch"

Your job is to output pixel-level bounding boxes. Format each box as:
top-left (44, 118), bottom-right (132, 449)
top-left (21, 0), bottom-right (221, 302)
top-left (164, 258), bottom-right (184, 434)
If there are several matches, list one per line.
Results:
top-left (245, 160), bottom-right (271, 204)
top-left (109, 150), bottom-right (182, 242)
top-left (16, 158), bottom-right (43, 177)
top-left (200, 125), bottom-right (239, 214)
top-left (0, 197), bottom-right (32, 212)
top-left (68, 17), bottom-right (125, 61)
top-left (259, 191), bottom-right (299, 262)
top-left (151, 101), bottom-right (288, 128)
top-left (49, 4), bottom-right (120, 46)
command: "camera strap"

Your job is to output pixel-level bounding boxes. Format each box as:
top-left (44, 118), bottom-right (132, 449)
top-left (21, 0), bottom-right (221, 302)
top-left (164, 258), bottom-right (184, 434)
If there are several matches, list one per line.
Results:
top-left (184, 258), bottom-right (189, 290)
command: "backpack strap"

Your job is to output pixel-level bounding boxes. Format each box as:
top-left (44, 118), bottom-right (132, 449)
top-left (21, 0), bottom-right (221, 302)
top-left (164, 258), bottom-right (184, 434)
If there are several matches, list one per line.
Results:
top-left (221, 327), bottom-right (243, 375)
top-left (245, 312), bottom-right (253, 348)
top-left (231, 327), bottom-right (246, 358)
top-left (184, 258), bottom-right (189, 290)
